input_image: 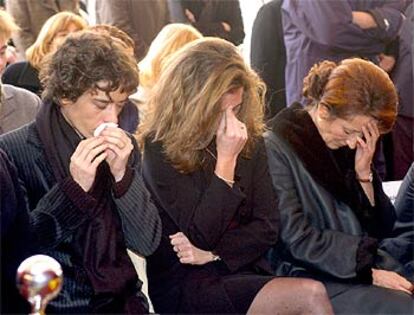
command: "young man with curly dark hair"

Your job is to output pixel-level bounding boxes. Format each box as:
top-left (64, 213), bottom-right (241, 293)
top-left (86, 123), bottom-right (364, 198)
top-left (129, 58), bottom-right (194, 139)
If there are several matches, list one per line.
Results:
top-left (0, 31), bottom-right (161, 314)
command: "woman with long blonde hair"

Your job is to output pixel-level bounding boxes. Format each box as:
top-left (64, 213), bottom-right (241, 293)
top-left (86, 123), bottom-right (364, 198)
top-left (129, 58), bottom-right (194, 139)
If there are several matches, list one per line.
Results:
top-left (2, 11), bottom-right (87, 95)
top-left (138, 37), bottom-right (334, 314)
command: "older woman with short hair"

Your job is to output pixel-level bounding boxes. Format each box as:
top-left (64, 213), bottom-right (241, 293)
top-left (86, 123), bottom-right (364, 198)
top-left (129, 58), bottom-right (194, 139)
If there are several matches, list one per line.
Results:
top-left (265, 58), bottom-right (413, 314)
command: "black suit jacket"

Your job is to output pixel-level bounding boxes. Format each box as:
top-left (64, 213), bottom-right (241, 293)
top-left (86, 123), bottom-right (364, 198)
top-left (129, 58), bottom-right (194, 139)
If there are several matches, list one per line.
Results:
top-left (0, 149), bottom-right (32, 314)
top-left (0, 122), bottom-right (161, 312)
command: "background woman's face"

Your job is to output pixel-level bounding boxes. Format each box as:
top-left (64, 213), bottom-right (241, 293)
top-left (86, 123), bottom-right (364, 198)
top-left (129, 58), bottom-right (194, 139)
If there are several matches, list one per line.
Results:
top-left (50, 23), bottom-right (82, 53)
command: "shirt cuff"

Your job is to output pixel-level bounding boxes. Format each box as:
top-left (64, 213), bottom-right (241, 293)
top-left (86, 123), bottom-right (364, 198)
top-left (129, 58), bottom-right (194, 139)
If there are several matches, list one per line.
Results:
top-left (113, 166), bottom-right (134, 198)
top-left (60, 177), bottom-right (97, 217)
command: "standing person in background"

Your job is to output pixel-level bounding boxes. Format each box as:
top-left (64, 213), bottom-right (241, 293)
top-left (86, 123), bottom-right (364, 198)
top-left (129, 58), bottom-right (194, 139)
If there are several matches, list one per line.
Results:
top-left (95, 0), bottom-right (170, 61)
top-left (5, 0), bottom-right (79, 60)
top-left (2, 11), bottom-right (87, 96)
top-left (388, 3), bottom-right (413, 179)
top-left (0, 9), bottom-right (41, 134)
top-left (0, 31), bottom-right (161, 313)
top-left (250, 0), bottom-right (286, 120)
top-left (180, 0), bottom-right (244, 46)
top-left (282, 0), bottom-right (408, 106)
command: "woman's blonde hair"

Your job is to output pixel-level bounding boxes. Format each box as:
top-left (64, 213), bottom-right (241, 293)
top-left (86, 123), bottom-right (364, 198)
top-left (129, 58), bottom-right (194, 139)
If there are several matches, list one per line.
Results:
top-left (26, 11), bottom-right (87, 70)
top-left (0, 9), bottom-right (19, 40)
top-left (138, 37), bottom-right (266, 173)
top-left (138, 23), bottom-right (202, 89)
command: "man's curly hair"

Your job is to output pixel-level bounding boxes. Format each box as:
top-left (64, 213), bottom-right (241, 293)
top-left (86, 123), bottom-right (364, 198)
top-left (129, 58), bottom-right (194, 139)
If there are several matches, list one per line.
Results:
top-left (40, 30), bottom-right (139, 103)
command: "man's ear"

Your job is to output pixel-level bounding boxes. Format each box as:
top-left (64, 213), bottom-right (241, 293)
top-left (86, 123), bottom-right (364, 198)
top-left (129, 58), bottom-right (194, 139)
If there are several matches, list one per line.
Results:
top-left (59, 98), bottom-right (71, 107)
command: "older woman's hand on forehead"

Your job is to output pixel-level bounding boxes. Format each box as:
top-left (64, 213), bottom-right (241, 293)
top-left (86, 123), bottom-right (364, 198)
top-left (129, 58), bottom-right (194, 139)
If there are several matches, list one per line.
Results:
top-left (354, 120), bottom-right (380, 179)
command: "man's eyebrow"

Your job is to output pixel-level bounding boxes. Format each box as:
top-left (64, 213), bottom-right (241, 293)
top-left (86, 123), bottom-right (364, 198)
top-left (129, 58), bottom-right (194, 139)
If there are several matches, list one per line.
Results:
top-left (93, 97), bottom-right (111, 103)
top-left (93, 97), bottom-right (129, 104)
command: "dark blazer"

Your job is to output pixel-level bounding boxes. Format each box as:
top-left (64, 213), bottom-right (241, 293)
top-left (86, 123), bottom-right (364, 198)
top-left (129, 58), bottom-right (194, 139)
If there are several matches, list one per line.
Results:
top-left (2, 61), bottom-right (41, 96)
top-left (0, 122), bottom-right (161, 313)
top-left (0, 149), bottom-right (32, 314)
top-left (181, 0), bottom-right (245, 45)
top-left (143, 138), bottom-right (278, 313)
top-left (250, 0), bottom-right (287, 120)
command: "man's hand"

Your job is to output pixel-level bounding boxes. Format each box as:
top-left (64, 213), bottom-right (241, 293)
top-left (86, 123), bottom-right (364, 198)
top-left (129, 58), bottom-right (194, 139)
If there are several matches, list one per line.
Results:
top-left (100, 127), bottom-right (133, 182)
top-left (70, 137), bottom-right (108, 192)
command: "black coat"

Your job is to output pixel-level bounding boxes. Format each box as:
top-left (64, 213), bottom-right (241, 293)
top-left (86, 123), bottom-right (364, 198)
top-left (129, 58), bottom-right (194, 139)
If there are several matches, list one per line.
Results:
top-left (264, 104), bottom-right (413, 313)
top-left (143, 138), bottom-right (279, 313)
top-left (0, 149), bottom-right (32, 314)
top-left (265, 104), bottom-right (400, 281)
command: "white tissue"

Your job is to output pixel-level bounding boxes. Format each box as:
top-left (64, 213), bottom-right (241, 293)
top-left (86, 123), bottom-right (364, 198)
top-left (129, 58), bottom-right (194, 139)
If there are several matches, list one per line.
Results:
top-left (93, 122), bottom-right (118, 137)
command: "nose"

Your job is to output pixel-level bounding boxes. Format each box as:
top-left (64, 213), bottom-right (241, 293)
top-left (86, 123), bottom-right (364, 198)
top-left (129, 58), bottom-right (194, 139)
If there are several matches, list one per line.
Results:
top-left (103, 104), bottom-right (119, 124)
top-left (346, 136), bottom-right (357, 149)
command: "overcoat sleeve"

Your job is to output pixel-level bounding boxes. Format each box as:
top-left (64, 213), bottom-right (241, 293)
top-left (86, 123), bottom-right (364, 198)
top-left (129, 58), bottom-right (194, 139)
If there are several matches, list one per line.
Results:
top-left (111, 137), bottom-right (162, 256)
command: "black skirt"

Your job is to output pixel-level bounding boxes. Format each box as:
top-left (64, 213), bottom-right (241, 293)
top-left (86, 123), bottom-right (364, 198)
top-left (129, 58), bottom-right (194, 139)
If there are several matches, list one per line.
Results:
top-left (174, 262), bottom-right (274, 314)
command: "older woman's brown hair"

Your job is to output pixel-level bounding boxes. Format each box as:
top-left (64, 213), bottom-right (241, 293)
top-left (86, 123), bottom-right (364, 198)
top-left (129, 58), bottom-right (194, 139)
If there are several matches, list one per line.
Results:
top-left (138, 37), bottom-right (266, 173)
top-left (303, 58), bottom-right (398, 133)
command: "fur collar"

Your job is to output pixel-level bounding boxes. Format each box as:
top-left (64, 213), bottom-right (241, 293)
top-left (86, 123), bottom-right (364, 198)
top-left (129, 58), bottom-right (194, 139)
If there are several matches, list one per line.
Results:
top-left (270, 103), bottom-right (359, 208)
